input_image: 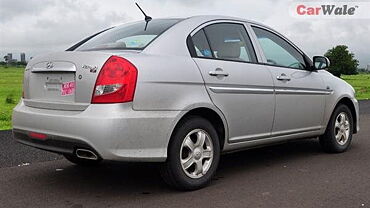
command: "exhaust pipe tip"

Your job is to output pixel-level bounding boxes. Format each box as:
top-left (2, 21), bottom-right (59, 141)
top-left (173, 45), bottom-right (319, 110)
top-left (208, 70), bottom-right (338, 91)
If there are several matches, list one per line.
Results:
top-left (75, 148), bottom-right (98, 160)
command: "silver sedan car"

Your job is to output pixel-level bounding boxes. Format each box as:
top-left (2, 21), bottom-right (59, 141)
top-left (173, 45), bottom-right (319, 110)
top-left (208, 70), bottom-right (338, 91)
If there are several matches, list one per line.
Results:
top-left (12, 15), bottom-right (359, 190)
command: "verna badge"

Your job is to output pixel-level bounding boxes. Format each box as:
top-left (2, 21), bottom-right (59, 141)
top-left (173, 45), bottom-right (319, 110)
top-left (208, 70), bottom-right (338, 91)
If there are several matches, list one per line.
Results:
top-left (82, 65), bottom-right (97, 73)
top-left (46, 62), bottom-right (54, 69)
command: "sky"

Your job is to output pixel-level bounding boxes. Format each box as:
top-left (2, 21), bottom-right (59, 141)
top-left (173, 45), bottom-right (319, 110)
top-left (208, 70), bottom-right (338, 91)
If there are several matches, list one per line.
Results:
top-left (0, 0), bottom-right (369, 67)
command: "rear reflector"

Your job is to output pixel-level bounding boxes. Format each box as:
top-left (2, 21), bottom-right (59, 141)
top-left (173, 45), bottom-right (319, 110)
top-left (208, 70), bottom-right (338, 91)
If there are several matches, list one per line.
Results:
top-left (29, 132), bottom-right (47, 140)
top-left (91, 56), bottom-right (138, 104)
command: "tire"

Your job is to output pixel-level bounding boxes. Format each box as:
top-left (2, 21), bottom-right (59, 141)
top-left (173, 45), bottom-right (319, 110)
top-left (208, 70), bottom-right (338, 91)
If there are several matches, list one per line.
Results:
top-left (160, 116), bottom-right (221, 190)
top-left (319, 104), bottom-right (353, 153)
top-left (63, 154), bottom-right (102, 166)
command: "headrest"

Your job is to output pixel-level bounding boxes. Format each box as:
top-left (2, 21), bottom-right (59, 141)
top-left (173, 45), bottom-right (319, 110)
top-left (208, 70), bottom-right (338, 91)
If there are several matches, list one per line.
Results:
top-left (216, 42), bottom-right (241, 59)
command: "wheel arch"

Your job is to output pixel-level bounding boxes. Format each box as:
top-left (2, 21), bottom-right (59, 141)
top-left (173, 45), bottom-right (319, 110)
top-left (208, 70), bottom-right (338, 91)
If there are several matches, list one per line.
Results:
top-left (168, 106), bottom-right (228, 152)
top-left (330, 97), bottom-right (358, 133)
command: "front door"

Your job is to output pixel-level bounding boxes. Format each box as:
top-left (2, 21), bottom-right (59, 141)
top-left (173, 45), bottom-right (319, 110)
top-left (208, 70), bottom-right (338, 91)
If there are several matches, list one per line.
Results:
top-left (251, 26), bottom-right (326, 136)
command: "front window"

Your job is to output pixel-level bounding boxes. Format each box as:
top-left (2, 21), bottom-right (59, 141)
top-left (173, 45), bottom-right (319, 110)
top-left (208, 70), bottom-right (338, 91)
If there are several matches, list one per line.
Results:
top-left (76, 19), bottom-right (182, 51)
top-left (252, 26), bottom-right (306, 69)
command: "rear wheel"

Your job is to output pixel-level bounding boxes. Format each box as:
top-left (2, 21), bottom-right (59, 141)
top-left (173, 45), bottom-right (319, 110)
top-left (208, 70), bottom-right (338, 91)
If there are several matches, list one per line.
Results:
top-left (319, 104), bottom-right (353, 153)
top-left (63, 154), bottom-right (101, 166)
top-left (160, 116), bottom-right (220, 190)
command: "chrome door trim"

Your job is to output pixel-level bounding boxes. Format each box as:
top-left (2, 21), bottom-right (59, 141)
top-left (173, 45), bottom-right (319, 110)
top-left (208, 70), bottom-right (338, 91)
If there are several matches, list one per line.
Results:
top-left (275, 88), bottom-right (333, 95)
top-left (209, 86), bottom-right (274, 94)
top-left (209, 86), bottom-right (332, 95)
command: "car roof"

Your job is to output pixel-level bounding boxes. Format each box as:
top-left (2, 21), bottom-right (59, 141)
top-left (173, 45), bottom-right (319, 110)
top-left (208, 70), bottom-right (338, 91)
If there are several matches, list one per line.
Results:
top-left (125, 15), bottom-right (273, 31)
top-left (182, 15), bottom-right (273, 30)
top-left (113, 15), bottom-right (276, 36)
top-left (185, 15), bottom-right (255, 23)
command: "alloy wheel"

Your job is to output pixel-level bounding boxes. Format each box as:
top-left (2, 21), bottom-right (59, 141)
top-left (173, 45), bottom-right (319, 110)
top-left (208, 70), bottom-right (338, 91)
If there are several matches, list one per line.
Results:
top-left (334, 112), bottom-right (350, 145)
top-left (179, 129), bottom-right (214, 179)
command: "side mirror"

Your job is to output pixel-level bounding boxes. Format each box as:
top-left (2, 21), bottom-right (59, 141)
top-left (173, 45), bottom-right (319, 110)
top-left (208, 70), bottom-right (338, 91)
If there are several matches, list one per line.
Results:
top-left (313, 56), bottom-right (330, 70)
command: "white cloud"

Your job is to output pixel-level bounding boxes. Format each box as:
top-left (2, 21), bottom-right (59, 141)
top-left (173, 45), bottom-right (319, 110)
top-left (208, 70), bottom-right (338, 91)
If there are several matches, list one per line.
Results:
top-left (0, 0), bottom-right (368, 66)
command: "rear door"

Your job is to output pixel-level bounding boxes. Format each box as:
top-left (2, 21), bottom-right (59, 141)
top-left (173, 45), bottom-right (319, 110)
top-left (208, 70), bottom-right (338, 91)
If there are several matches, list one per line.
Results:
top-left (189, 21), bottom-right (275, 143)
top-left (251, 26), bottom-right (326, 136)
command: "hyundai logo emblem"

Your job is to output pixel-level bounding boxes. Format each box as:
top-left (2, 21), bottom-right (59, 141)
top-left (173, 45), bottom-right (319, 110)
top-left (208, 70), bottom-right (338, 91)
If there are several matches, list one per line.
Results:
top-left (46, 62), bottom-right (54, 69)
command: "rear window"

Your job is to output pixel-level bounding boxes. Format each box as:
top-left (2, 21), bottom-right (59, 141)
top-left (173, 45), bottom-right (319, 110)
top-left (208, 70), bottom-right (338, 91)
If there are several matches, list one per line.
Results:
top-left (76, 19), bottom-right (182, 51)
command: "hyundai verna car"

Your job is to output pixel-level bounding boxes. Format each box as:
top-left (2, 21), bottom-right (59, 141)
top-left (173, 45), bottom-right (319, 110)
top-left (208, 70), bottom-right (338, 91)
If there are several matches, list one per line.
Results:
top-left (12, 16), bottom-right (359, 190)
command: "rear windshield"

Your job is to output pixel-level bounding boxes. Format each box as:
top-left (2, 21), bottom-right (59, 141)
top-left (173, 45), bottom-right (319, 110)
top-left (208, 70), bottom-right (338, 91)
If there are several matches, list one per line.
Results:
top-left (75, 19), bottom-right (182, 51)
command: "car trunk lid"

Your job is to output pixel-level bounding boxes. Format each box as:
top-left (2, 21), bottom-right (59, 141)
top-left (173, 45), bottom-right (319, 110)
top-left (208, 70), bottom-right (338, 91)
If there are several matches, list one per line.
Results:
top-left (23, 51), bottom-right (120, 110)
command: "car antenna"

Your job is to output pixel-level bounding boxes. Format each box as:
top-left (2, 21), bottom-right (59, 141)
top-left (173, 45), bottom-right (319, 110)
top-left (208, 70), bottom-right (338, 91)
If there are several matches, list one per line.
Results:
top-left (135, 3), bottom-right (152, 31)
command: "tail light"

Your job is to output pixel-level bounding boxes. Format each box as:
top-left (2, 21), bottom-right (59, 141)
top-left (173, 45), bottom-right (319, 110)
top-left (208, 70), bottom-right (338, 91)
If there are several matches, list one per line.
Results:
top-left (91, 56), bottom-right (138, 104)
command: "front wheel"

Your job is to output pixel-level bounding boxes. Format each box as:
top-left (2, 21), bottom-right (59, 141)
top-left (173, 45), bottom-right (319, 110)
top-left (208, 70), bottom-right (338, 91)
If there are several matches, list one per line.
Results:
top-left (319, 104), bottom-right (353, 153)
top-left (160, 116), bottom-right (220, 190)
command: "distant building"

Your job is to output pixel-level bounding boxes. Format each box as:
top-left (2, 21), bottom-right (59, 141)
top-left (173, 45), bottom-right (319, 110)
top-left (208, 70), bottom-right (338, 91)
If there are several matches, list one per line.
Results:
top-left (4, 53), bottom-right (17, 63)
top-left (367, 64), bottom-right (370, 72)
top-left (7, 53), bottom-right (12, 61)
top-left (20, 53), bottom-right (26, 63)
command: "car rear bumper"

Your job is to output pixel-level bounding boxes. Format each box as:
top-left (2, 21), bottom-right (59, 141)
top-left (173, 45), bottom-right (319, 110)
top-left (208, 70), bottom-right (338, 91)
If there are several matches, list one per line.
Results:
top-left (12, 100), bottom-right (181, 162)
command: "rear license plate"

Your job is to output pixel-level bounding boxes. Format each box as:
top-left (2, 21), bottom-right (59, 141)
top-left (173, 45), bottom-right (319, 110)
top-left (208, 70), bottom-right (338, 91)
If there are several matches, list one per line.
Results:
top-left (29, 72), bottom-right (75, 102)
top-left (61, 81), bottom-right (75, 96)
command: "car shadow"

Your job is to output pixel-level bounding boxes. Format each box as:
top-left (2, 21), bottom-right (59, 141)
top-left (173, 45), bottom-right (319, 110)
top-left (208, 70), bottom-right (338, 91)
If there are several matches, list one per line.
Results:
top-left (32, 138), bottom-right (325, 195)
top-left (218, 138), bottom-right (322, 173)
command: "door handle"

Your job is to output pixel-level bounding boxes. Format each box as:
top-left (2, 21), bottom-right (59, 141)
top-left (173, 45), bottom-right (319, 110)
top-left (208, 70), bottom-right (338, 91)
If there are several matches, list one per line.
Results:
top-left (276, 73), bottom-right (291, 81)
top-left (209, 69), bottom-right (229, 77)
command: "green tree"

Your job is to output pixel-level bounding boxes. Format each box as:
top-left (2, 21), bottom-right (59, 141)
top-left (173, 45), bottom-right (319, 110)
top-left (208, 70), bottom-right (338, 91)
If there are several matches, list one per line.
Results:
top-left (324, 45), bottom-right (359, 77)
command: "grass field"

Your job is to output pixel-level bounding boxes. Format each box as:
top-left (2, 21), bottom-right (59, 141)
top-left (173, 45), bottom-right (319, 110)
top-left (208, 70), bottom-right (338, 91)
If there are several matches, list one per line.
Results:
top-left (341, 74), bottom-right (370, 100)
top-left (0, 66), bottom-right (369, 130)
top-left (0, 67), bottom-right (23, 130)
